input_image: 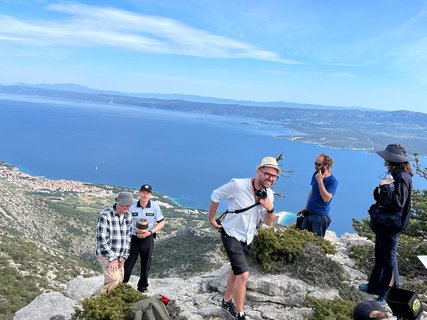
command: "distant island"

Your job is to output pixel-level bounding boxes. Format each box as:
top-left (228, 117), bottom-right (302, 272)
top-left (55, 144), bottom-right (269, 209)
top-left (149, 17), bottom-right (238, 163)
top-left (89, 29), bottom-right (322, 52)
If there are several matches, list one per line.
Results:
top-left (1, 84), bottom-right (426, 155)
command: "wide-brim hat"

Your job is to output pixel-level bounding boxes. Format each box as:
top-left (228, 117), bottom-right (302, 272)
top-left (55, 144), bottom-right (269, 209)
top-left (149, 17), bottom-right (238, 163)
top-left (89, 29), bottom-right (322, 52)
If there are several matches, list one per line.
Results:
top-left (256, 156), bottom-right (282, 174)
top-left (115, 192), bottom-right (134, 205)
top-left (353, 300), bottom-right (387, 320)
top-left (376, 143), bottom-right (410, 163)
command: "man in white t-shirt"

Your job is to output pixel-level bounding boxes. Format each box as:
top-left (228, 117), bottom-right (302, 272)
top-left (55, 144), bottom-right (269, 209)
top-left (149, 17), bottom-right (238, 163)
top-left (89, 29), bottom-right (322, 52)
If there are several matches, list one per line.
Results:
top-left (209, 157), bottom-right (280, 320)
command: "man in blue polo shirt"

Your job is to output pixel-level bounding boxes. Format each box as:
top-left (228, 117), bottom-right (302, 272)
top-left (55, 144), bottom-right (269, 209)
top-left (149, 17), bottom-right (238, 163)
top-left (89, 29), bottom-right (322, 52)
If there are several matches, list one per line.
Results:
top-left (123, 184), bottom-right (165, 292)
top-left (299, 153), bottom-right (338, 237)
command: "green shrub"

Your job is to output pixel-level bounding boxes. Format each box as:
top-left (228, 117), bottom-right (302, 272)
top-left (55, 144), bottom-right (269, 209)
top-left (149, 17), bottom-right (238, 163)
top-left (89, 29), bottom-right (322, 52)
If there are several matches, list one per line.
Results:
top-left (285, 243), bottom-right (358, 301)
top-left (397, 234), bottom-right (427, 279)
top-left (71, 283), bottom-right (146, 320)
top-left (306, 297), bottom-right (355, 320)
top-left (348, 243), bottom-right (374, 274)
top-left (352, 220), bottom-right (427, 282)
top-left (0, 256), bottom-right (41, 320)
top-left (351, 217), bottom-right (375, 240)
top-left (251, 226), bottom-right (336, 273)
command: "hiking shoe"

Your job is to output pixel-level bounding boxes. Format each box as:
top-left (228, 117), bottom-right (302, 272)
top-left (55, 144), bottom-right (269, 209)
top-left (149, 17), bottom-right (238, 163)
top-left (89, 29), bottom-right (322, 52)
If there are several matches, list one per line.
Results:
top-left (221, 299), bottom-right (236, 317)
top-left (236, 312), bottom-right (247, 320)
top-left (358, 283), bottom-right (369, 292)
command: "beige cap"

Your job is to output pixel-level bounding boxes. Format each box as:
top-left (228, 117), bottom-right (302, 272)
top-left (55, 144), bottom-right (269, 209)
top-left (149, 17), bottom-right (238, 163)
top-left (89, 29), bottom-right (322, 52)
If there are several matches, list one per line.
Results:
top-left (256, 156), bottom-right (282, 173)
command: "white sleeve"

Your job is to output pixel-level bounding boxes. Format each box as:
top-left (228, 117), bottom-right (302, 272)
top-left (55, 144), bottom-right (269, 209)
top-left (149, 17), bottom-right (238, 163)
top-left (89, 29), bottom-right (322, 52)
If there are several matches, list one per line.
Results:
top-left (154, 202), bottom-right (164, 222)
top-left (211, 180), bottom-right (237, 203)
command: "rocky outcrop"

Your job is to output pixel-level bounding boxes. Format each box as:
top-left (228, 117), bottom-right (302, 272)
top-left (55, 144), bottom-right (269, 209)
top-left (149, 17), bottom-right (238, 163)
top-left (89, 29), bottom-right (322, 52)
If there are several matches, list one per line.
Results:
top-left (14, 231), bottom-right (381, 320)
top-left (14, 292), bottom-right (77, 320)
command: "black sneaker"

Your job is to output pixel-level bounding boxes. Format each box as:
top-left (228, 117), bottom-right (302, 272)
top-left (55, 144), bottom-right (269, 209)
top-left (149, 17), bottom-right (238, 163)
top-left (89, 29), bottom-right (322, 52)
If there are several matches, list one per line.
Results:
top-left (236, 312), bottom-right (246, 320)
top-left (221, 299), bottom-right (236, 317)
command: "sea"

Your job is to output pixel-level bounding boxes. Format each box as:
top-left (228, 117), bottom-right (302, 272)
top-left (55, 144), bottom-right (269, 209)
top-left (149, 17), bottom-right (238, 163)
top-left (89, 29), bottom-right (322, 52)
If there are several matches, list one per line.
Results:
top-left (1, 93), bottom-right (426, 236)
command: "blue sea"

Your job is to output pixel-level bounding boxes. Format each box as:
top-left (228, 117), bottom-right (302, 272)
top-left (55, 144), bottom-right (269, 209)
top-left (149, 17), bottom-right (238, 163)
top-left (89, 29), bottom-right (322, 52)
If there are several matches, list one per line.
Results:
top-left (1, 94), bottom-right (426, 235)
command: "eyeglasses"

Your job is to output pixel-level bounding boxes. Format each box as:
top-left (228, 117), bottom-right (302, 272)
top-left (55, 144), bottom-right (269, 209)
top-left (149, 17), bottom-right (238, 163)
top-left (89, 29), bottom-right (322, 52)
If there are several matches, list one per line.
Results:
top-left (259, 169), bottom-right (280, 180)
top-left (314, 162), bottom-right (323, 167)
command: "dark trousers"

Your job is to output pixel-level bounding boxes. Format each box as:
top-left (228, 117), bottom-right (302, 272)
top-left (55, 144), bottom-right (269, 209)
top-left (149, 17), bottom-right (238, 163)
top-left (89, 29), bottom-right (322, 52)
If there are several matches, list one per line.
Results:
top-left (367, 230), bottom-right (399, 299)
top-left (301, 214), bottom-right (331, 237)
top-left (123, 235), bottom-right (154, 290)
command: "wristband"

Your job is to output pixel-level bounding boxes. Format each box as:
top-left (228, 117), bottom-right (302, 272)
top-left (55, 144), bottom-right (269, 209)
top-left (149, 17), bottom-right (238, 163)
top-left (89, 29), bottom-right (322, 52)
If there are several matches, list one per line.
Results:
top-left (267, 208), bottom-right (275, 214)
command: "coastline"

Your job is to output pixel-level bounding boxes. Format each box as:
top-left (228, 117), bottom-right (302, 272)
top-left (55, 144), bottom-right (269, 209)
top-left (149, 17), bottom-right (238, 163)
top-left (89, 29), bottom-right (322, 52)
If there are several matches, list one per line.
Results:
top-left (0, 160), bottom-right (185, 208)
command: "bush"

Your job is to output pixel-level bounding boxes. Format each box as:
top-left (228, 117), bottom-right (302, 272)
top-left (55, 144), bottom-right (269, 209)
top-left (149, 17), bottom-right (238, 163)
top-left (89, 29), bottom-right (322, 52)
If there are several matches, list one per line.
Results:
top-left (285, 243), bottom-right (358, 301)
top-left (348, 243), bottom-right (375, 274)
top-left (352, 224), bottom-right (427, 280)
top-left (306, 297), bottom-right (355, 320)
top-left (251, 226), bottom-right (336, 273)
top-left (71, 284), bottom-right (146, 320)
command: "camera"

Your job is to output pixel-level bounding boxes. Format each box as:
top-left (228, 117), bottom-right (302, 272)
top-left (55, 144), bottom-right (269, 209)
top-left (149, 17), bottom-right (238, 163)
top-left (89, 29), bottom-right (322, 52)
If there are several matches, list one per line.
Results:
top-left (255, 189), bottom-right (268, 199)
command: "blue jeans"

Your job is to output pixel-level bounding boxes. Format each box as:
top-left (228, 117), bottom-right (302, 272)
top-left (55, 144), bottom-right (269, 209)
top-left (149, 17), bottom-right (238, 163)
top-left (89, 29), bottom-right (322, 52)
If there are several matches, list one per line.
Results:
top-left (367, 230), bottom-right (399, 299)
top-left (301, 214), bottom-right (331, 237)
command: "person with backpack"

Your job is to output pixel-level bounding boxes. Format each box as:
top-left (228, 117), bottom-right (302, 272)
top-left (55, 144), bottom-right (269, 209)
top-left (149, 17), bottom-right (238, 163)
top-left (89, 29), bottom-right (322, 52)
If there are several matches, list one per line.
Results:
top-left (359, 144), bottom-right (413, 305)
top-left (208, 156), bottom-right (280, 320)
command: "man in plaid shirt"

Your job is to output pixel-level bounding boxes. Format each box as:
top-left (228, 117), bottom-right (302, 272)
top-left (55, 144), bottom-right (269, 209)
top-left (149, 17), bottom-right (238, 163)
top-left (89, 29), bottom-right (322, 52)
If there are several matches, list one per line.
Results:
top-left (96, 192), bottom-right (133, 293)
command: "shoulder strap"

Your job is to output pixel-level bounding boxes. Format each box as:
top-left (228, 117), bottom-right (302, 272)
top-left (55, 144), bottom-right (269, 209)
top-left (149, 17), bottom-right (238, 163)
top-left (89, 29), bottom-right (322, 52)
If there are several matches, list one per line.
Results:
top-left (216, 202), bottom-right (260, 222)
top-left (228, 202), bottom-right (260, 213)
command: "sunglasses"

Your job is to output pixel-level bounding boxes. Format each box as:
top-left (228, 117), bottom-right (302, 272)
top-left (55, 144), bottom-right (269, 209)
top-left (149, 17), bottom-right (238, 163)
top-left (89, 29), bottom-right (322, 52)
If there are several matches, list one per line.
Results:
top-left (314, 162), bottom-right (323, 167)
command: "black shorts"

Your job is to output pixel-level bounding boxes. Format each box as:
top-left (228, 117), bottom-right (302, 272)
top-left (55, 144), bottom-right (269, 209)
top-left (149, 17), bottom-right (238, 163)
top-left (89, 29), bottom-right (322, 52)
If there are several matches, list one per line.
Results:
top-left (221, 228), bottom-right (251, 275)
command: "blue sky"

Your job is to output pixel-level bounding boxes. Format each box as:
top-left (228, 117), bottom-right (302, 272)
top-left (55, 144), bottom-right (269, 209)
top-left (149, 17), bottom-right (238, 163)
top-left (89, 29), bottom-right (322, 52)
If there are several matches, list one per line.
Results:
top-left (1, 0), bottom-right (427, 112)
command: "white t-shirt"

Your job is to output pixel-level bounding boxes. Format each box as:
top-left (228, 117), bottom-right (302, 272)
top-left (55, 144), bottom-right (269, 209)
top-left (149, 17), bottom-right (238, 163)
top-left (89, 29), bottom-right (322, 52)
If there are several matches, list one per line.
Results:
top-left (211, 178), bottom-right (274, 244)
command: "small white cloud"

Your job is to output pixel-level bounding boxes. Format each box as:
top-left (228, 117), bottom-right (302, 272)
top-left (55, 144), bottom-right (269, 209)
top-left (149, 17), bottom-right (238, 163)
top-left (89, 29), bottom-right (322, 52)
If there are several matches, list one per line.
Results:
top-left (0, 2), bottom-right (301, 64)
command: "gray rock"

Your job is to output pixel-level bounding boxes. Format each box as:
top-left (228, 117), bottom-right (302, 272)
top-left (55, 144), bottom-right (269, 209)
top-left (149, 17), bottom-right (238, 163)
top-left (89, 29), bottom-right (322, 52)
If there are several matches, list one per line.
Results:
top-left (254, 304), bottom-right (312, 320)
top-left (246, 269), bottom-right (339, 306)
top-left (65, 275), bottom-right (103, 300)
top-left (17, 231), bottom-right (407, 320)
top-left (14, 292), bottom-right (77, 320)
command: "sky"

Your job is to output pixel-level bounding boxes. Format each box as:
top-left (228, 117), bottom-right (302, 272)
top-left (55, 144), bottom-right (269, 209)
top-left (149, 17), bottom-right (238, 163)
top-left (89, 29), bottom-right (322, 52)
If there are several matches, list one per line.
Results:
top-left (1, 0), bottom-right (427, 113)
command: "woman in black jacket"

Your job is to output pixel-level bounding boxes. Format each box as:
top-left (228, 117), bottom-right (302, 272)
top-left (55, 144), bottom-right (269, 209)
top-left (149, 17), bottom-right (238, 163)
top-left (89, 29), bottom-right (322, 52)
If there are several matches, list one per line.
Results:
top-left (359, 144), bottom-right (413, 305)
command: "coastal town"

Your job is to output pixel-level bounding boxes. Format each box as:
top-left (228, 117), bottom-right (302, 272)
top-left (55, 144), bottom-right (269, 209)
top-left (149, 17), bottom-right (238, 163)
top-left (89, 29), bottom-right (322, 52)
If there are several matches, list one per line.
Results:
top-left (0, 161), bottom-right (112, 196)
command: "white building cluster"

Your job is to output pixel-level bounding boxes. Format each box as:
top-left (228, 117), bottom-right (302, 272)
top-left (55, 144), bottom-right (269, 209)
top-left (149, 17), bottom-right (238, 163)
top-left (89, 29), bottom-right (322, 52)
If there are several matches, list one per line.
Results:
top-left (0, 162), bottom-right (111, 196)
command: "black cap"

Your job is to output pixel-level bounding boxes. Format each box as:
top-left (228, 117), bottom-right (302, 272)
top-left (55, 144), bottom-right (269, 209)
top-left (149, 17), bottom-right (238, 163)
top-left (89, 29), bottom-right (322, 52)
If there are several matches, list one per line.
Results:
top-left (353, 301), bottom-right (387, 320)
top-left (139, 184), bottom-right (152, 193)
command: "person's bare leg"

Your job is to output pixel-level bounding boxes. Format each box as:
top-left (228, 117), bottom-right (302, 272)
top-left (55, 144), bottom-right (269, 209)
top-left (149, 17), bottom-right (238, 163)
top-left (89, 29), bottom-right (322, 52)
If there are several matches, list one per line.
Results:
top-left (224, 270), bottom-right (236, 301)
top-left (233, 271), bottom-right (249, 314)
top-left (388, 271), bottom-right (395, 287)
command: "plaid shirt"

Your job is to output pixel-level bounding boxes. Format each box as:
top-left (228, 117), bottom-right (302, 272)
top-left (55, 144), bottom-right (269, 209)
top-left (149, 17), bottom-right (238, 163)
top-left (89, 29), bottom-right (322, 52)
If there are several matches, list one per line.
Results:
top-left (96, 205), bottom-right (132, 261)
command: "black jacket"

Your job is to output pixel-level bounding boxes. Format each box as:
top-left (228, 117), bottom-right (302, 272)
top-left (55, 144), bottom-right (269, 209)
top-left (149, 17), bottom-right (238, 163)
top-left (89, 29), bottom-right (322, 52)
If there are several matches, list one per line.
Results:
top-left (373, 169), bottom-right (412, 232)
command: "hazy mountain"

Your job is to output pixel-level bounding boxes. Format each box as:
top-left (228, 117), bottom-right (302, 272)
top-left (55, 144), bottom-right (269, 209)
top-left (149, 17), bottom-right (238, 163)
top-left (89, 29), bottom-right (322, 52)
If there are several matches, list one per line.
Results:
top-left (1, 84), bottom-right (426, 154)
top-left (11, 83), bottom-right (372, 111)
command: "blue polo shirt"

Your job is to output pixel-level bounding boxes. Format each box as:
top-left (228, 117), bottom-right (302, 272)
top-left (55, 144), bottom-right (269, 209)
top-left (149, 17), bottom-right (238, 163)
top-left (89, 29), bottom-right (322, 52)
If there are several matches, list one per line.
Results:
top-left (129, 200), bottom-right (164, 236)
top-left (307, 173), bottom-right (338, 216)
